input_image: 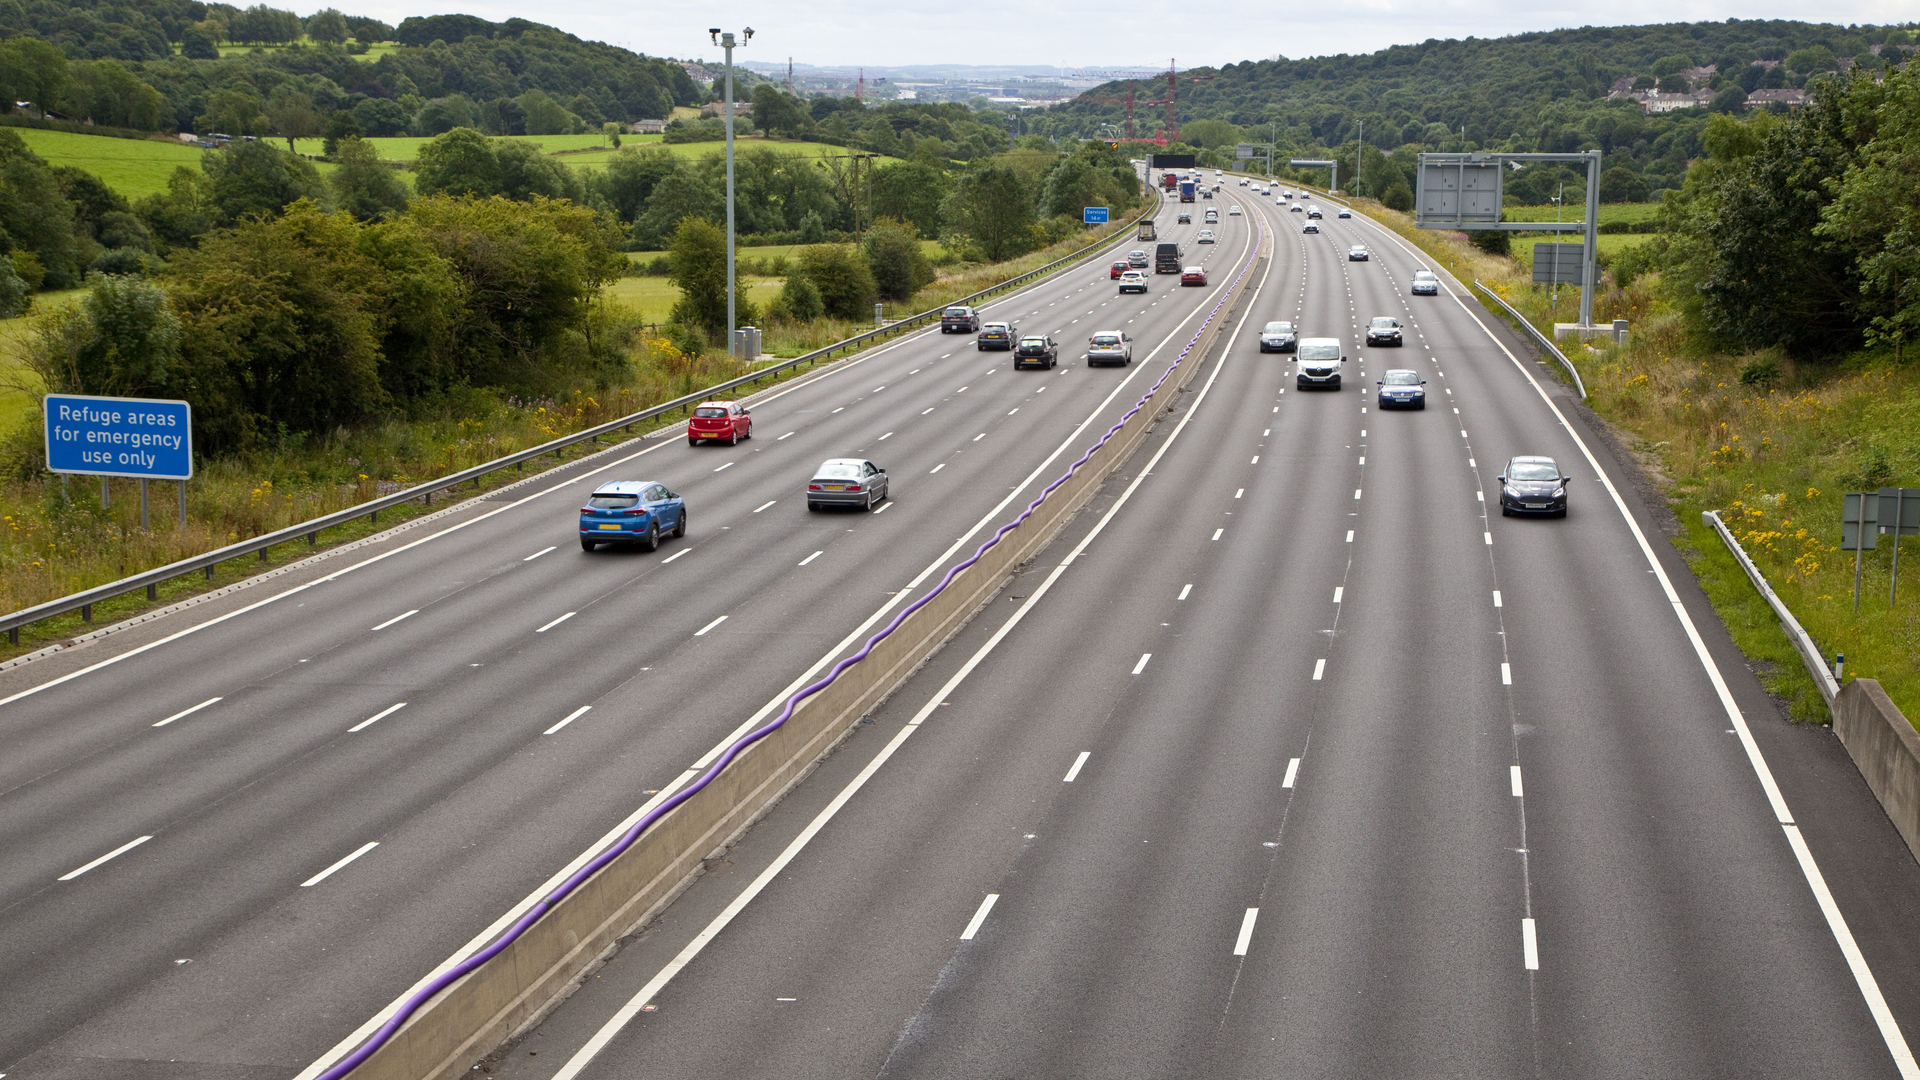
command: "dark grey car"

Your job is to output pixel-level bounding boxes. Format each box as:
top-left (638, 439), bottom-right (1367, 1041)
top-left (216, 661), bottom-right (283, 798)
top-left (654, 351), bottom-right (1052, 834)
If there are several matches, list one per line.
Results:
top-left (1498, 456), bottom-right (1571, 517)
top-left (808, 458), bottom-right (889, 511)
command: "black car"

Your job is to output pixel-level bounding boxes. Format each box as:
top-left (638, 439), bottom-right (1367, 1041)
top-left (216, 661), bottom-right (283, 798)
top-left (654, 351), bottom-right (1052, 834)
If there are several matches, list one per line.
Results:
top-left (1364, 316), bottom-right (1403, 346)
top-left (1013, 335), bottom-right (1059, 370)
top-left (976, 322), bottom-right (1017, 350)
top-left (941, 306), bottom-right (981, 333)
top-left (1498, 456), bottom-right (1571, 517)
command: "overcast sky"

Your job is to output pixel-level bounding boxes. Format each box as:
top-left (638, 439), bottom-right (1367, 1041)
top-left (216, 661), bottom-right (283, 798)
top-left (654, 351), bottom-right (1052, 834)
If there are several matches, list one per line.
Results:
top-left (355, 0), bottom-right (1913, 69)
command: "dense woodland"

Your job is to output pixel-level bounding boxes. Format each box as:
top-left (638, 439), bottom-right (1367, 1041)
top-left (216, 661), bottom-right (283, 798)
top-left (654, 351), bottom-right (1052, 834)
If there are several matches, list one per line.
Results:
top-left (1040, 19), bottom-right (1915, 206)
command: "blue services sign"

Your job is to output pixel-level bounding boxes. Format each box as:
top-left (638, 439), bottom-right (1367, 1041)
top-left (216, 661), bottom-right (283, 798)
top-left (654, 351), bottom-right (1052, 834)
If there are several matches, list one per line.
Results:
top-left (1083, 206), bottom-right (1109, 224)
top-left (44, 394), bottom-right (193, 480)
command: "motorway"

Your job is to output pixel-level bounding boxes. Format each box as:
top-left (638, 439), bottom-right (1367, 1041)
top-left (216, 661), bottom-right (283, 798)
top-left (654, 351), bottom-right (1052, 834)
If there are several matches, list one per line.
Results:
top-left (0, 183), bottom-right (1264, 1079)
top-left (7, 177), bottom-right (1920, 1080)
top-left (470, 185), bottom-right (1920, 1079)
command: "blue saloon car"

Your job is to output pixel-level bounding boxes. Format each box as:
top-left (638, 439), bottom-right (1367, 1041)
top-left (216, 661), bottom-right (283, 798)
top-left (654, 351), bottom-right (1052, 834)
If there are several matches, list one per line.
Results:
top-left (580, 480), bottom-right (686, 551)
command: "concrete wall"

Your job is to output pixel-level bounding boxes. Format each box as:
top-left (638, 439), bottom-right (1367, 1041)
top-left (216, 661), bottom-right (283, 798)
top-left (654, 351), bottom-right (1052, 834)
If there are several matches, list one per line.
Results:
top-left (1834, 678), bottom-right (1920, 865)
top-left (341, 226), bottom-right (1273, 1080)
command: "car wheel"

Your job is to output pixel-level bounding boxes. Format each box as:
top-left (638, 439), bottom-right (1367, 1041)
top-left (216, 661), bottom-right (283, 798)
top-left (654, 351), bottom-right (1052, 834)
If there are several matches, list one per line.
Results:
top-left (1416, 400), bottom-right (1426, 410)
top-left (674, 510), bottom-right (687, 537)
top-left (807, 501), bottom-right (820, 512)
top-left (1501, 505), bottom-right (1512, 517)
top-left (580, 538), bottom-right (597, 551)
top-left (642, 520), bottom-right (659, 551)
top-left (727, 429), bottom-right (738, 446)
top-left (687, 437), bottom-right (699, 447)
top-left (742, 423), bottom-right (752, 440)
top-left (863, 490), bottom-right (875, 512)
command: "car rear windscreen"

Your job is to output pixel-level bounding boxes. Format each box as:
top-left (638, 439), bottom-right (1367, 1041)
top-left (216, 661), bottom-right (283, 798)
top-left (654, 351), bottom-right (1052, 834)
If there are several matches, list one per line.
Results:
top-left (1298, 344), bottom-right (1341, 361)
top-left (693, 407), bottom-right (727, 417)
top-left (588, 494), bottom-right (639, 508)
top-left (818, 463), bottom-right (861, 479)
top-left (944, 307), bottom-right (970, 317)
top-left (1092, 334), bottom-right (1120, 345)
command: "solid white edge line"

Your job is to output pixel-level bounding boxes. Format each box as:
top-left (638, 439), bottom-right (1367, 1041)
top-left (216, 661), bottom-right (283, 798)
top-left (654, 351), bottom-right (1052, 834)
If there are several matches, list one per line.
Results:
top-left (1522, 917), bottom-right (1540, 970)
top-left (152, 696), bottom-right (220, 728)
top-left (370, 609), bottom-right (419, 631)
top-left (546, 199), bottom-right (1267, 1080)
top-left (300, 842), bottom-right (380, 887)
top-left (693, 615), bottom-right (727, 637)
top-left (1282, 757), bottom-right (1300, 789)
top-left (1511, 764), bottom-right (1524, 798)
top-left (1357, 208), bottom-right (1919, 1077)
top-left (545, 706), bottom-right (592, 736)
top-left (347, 702), bottom-right (406, 733)
top-left (959, 893), bottom-right (1000, 941)
top-left (1233, 907), bottom-right (1259, 956)
top-left (534, 611), bottom-right (576, 633)
top-left (1063, 751), bottom-right (1090, 783)
top-left (58, 835), bottom-right (152, 880)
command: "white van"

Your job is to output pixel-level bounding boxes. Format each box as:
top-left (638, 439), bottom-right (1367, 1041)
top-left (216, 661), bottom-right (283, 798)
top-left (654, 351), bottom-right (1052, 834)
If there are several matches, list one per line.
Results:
top-left (1295, 337), bottom-right (1344, 389)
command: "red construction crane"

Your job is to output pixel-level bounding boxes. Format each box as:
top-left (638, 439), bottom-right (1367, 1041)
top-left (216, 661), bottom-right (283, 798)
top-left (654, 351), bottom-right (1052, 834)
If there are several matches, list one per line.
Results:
top-left (1159, 59), bottom-right (1215, 143)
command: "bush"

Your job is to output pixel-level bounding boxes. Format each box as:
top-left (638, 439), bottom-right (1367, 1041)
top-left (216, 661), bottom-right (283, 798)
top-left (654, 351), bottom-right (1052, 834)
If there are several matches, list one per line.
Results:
top-left (0, 257), bottom-right (27, 317)
top-left (863, 218), bottom-right (935, 302)
top-left (772, 275), bottom-right (823, 321)
top-left (1466, 227), bottom-right (1511, 256)
top-left (89, 247), bottom-right (151, 275)
top-left (1381, 182), bottom-right (1413, 212)
top-left (795, 244), bottom-right (876, 320)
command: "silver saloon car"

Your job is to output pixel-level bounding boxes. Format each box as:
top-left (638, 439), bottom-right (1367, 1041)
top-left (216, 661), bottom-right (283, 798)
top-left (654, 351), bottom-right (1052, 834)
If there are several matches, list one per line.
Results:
top-left (807, 458), bottom-right (889, 511)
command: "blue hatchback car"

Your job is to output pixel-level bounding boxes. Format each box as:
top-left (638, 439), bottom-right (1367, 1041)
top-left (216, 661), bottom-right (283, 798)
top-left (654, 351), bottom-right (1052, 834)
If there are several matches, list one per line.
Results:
top-left (580, 481), bottom-right (685, 551)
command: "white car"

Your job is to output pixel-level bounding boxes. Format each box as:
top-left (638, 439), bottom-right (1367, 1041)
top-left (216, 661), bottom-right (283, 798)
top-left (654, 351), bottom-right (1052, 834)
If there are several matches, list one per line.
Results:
top-left (1302, 222), bottom-right (1319, 234)
top-left (1196, 229), bottom-right (1216, 244)
top-left (1086, 330), bottom-right (1133, 366)
top-left (1228, 205), bottom-right (1242, 216)
top-left (1411, 270), bottom-right (1441, 295)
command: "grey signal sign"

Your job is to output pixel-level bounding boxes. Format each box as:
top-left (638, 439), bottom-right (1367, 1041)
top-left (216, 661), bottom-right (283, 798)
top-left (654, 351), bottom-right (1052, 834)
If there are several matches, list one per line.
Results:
top-left (1416, 159), bottom-right (1503, 225)
top-left (1532, 244), bottom-right (1588, 285)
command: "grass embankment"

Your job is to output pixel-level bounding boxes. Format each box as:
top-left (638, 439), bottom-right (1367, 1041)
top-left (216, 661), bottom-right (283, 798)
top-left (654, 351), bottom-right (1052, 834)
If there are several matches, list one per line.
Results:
top-left (1354, 198), bottom-right (1919, 723)
top-left (0, 208), bottom-right (1147, 658)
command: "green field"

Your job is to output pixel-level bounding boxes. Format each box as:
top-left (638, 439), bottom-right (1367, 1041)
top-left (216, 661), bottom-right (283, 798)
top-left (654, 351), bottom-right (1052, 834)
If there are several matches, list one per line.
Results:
top-left (1503, 202), bottom-right (1662, 225)
top-left (625, 239), bottom-right (944, 269)
top-left (1511, 232), bottom-right (1655, 274)
top-left (214, 39), bottom-right (398, 62)
top-left (0, 289), bottom-right (84, 431)
top-left (9, 129), bottom-right (211, 198)
top-left (603, 275), bottom-right (783, 323)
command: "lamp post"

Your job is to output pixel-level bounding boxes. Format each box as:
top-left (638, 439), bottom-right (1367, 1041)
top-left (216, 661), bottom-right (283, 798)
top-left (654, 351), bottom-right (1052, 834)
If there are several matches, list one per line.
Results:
top-left (709, 27), bottom-right (753, 356)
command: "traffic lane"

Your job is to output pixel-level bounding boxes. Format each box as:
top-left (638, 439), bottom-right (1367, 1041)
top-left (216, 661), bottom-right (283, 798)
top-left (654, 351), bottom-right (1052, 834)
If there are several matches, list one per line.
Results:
top-left (503, 242), bottom-right (1420, 1076)
top-left (1342, 208), bottom-right (1913, 1072)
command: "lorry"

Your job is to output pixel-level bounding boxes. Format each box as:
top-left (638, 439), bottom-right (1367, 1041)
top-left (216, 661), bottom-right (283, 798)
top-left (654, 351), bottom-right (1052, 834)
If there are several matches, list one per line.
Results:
top-left (1179, 181), bottom-right (1195, 203)
top-left (1136, 219), bottom-right (1156, 241)
top-left (1294, 337), bottom-right (1345, 389)
top-left (1162, 172), bottom-right (1178, 190)
top-left (1154, 242), bottom-right (1181, 274)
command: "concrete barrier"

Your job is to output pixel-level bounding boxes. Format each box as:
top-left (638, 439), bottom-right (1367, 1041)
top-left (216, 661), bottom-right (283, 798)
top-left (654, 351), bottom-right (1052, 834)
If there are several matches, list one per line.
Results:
top-left (1834, 678), bottom-right (1920, 864)
top-left (335, 220), bottom-right (1274, 1080)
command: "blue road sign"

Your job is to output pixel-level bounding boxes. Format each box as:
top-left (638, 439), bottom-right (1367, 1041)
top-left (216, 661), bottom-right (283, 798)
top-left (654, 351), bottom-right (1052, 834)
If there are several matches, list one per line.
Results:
top-left (44, 394), bottom-right (193, 480)
top-left (1083, 207), bottom-right (1109, 224)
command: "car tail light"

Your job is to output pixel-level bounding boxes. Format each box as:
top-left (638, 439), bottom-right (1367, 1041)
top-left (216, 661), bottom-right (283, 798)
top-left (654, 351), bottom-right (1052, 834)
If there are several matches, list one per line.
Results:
top-left (845, 484), bottom-right (863, 492)
top-left (808, 484), bottom-right (822, 491)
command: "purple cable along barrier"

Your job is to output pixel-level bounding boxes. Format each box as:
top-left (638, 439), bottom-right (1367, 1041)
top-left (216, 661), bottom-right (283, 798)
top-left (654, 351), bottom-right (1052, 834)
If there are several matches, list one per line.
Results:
top-left (314, 212), bottom-right (1267, 1080)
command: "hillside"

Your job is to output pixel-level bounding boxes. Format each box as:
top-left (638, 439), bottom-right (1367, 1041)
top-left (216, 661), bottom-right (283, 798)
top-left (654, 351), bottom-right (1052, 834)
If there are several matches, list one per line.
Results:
top-left (1038, 19), bottom-right (1915, 199)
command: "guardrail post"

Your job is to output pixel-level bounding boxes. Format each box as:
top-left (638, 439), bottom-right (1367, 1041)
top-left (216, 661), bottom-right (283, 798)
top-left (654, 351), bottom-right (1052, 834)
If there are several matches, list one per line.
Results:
top-left (8, 627), bottom-right (15, 646)
top-left (205, 566), bottom-right (214, 581)
top-left (147, 584), bottom-right (157, 601)
top-left (81, 604), bottom-right (91, 623)
top-left (259, 549), bottom-right (269, 564)
top-left (308, 531), bottom-right (317, 545)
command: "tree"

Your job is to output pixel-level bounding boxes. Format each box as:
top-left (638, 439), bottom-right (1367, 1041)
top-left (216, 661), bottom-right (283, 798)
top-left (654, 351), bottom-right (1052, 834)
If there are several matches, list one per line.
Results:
top-left (203, 141), bottom-right (330, 225)
top-left (1817, 65), bottom-right (1920, 352)
top-left (306, 8), bottom-right (350, 45)
top-left (322, 109), bottom-right (363, 156)
top-left (751, 85), bottom-right (808, 137)
top-left (863, 218), bottom-right (934, 302)
top-left (772, 275), bottom-right (822, 321)
top-left (942, 165), bottom-right (1034, 261)
top-left (1656, 75), bottom-right (1691, 94)
top-left (414, 127), bottom-right (503, 198)
top-left (0, 37), bottom-right (74, 119)
top-left (519, 89), bottom-right (581, 136)
top-left (1598, 166), bottom-right (1648, 203)
top-left (134, 167), bottom-right (218, 253)
top-left (589, 146), bottom-right (679, 226)
top-left (1381, 181), bottom-right (1414, 211)
top-left (68, 60), bottom-right (169, 129)
top-left (197, 87), bottom-right (269, 136)
top-left (0, 255), bottom-right (28, 318)
top-left (666, 216), bottom-right (755, 337)
top-left (796, 243), bottom-right (876, 320)
top-left (494, 140), bottom-right (585, 203)
top-left (1180, 118), bottom-right (1240, 150)
top-left (265, 85), bottom-right (321, 154)
top-left (69, 274), bottom-right (182, 396)
top-left (329, 137), bottom-right (409, 221)
top-left (0, 129), bottom-right (83, 288)
top-left (179, 24), bottom-right (221, 60)
top-left (871, 161), bottom-right (948, 238)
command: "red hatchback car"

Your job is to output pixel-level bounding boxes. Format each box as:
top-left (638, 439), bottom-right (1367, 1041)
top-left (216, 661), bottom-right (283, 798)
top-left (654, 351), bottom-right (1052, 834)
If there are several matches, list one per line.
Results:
top-left (1110, 260), bottom-right (1130, 279)
top-left (687, 400), bottom-right (752, 445)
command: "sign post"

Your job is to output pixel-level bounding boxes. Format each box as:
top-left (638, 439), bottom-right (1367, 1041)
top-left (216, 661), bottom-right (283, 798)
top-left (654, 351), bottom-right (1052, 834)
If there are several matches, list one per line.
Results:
top-left (44, 393), bottom-right (193, 532)
top-left (1879, 487), bottom-right (1920, 603)
top-left (1843, 492), bottom-right (1878, 611)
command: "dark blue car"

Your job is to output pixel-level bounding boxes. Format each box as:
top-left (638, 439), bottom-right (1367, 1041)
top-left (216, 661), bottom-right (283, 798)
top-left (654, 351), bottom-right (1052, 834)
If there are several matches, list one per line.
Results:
top-left (580, 480), bottom-right (685, 551)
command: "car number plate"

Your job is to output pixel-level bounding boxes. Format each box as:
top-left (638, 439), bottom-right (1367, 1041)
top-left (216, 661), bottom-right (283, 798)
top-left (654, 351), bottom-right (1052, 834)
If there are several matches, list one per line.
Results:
top-left (822, 484), bottom-right (845, 490)
top-left (598, 523), bottom-right (621, 530)
top-left (1524, 503), bottom-right (1547, 509)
